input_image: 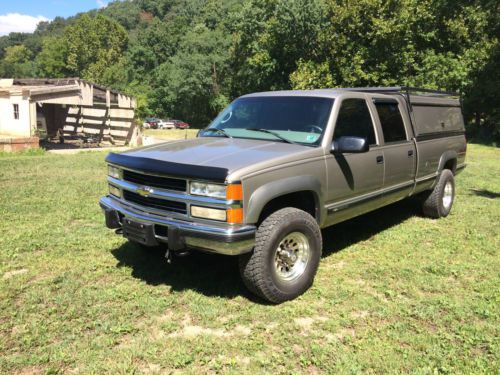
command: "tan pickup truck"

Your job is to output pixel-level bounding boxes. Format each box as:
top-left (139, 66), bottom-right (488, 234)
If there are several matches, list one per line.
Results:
top-left (100, 87), bottom-right (467, 303)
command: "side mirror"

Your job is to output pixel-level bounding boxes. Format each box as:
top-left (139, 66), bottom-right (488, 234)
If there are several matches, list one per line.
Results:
top-left (331, 136), bottom-right (369, 154)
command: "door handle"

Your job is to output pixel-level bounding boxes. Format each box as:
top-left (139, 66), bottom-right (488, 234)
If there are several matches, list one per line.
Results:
top-left (376, 155), bottom-right (384, 164)
top-left (408, 150), bottom-right (414, 157)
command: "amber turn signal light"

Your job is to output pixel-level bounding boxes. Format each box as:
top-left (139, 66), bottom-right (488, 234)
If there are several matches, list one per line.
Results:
top-left (226, 208), bottom-right (243, 224)
top-left (226, 184), bottom-right (243, 200)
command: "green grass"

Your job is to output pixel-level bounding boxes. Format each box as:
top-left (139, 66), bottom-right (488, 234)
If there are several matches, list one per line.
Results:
top-left (0, 144), bottom-right (498, 374)
top-left (144, 128), bottom-right (198, 140)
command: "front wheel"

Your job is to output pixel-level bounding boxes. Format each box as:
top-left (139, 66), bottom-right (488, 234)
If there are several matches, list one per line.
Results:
top-left (239, 208), bottom-right (322, 303)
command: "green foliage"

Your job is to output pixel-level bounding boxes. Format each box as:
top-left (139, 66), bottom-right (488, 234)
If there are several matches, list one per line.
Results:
top-left (0, 0), bottom-right (497, 134)
top-left (290, 59), bottom-right (335, 90)
top-left (100, 0), bottom-right (142, 30)
top-left (0, 45), bottom-right (34, 77)
top-left (0, 33), bottom-right (31, 60)
top-left (230, 0), bottom-right (328, 94)
top-left (65, 14), bottom-right (128, 83)
top-left (151, 23), bottom-right (232, 125)
top-left (35, 37), bottom-right (69, 77)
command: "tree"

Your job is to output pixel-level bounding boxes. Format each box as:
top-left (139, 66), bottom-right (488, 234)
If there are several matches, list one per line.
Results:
top-left (230, 0), bottom-right (328, 95)
top-left (100, 0), bottom-right (142, 30)
top-left (0, 45), bottom-right (34, 77)
top-left (151, 24), bottom-right (232, 125)
top-left (35, 37), bottom-right (69, 77)
top-left (65, 14), bottom-right (128, 83)
top-left (290, 59), bottom-right (335, 89)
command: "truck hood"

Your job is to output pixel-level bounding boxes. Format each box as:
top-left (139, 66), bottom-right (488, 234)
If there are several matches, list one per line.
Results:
top-left (120, 137), bottom-right (321, 180)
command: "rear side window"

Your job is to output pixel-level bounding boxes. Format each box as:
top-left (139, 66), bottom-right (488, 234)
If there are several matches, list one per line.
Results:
top-left (333, 99), bottom-right (376, 145)
top-left (374, 101), bottom-right (407, 143)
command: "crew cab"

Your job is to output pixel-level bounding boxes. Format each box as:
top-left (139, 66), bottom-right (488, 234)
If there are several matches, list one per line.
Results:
top-left (100, 87), bottom-right (467, 303)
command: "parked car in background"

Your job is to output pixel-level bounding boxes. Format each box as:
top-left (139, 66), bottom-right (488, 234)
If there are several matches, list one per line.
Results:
top-left (157, 119), bottom-right (176, 129)
top-left (173, 120), bottom-right (190, 129)
top-left (143, 117), bottom-right (159, 129)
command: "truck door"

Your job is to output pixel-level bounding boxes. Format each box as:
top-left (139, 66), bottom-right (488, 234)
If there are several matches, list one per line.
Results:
top-left (371, 98), bottom-right (416, 203)
top-left (325, 98), bottom-right (384, 225)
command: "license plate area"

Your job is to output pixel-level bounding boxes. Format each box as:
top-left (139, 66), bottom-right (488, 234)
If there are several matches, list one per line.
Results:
top-left (122, 218), bottom-right (159, 247)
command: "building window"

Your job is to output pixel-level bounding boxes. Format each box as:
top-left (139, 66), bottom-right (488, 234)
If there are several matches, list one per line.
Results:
top-left (13, 104), bottom-right (19, 120)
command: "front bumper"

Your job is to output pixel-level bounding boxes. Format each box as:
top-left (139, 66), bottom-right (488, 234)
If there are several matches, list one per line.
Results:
top-left (100, 196), bottom-right (256, 255)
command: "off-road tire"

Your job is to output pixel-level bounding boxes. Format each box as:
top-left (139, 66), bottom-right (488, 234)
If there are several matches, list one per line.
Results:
top-left (238, 208), bottom-right (322, 303)
top-left (422, 169), bottom-right (455, 218)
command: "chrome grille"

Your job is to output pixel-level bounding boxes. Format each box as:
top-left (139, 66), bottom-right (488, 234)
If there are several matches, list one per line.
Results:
top-left (123, 190), bottom-right (187, 214)
top-left (123, 170), bottom-right (186, 191)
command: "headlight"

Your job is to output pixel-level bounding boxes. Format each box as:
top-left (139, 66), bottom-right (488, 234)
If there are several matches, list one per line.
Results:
top-left (109, 184), bottom-right (121, 198)
top-left (108, 165), bottom-right (121, 179)
top-left (190, 182), bottom-right (226, 199)
top-left (191, 206), bottom-right (227, 221)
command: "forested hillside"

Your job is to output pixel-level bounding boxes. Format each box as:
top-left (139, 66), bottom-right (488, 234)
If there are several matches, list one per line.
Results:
top-left (0, 0), bottom-right (497, 139)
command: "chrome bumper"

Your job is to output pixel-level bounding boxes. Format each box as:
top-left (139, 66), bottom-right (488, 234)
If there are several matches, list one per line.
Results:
top-left (99, 196), bottom-right (255, 255)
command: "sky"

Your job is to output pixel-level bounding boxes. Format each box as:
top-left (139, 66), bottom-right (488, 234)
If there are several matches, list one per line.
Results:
top-left (0, 0), bottom-right (110, 36)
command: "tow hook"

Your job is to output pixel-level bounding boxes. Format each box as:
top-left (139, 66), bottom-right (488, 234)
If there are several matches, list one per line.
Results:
top-left (164, 249), bottom-right (191, 263)
top-left (165, 248), bottom-right (172, 264)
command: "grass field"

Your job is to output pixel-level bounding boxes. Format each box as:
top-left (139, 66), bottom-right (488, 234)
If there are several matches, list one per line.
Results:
top-left (144, 128), bottom-right (198, 140)
top-left (0, 144), bottom-right (498, 374)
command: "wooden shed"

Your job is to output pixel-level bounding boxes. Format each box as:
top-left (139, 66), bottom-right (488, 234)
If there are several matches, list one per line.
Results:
top-left (0, 78), bottom-right (137, 149)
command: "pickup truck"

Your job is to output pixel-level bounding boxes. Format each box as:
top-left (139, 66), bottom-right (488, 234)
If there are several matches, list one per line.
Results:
top-left (100, 87), bottom-right (467, 303)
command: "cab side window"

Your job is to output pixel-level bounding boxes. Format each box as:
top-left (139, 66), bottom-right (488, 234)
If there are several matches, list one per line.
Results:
top-left (333, 99), bottom-right (376, 145)
top-left (374, 101), bottom-right (407, 143)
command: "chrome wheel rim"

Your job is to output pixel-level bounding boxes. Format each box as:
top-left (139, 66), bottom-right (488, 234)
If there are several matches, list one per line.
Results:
top-left (274, 232), bottom-right (310, 282)
top-left (442, 181), bottom-right (453, 210)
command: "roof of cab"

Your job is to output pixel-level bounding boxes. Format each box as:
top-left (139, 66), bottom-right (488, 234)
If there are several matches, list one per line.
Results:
top-left (240, 89), bottom-right (345, 99)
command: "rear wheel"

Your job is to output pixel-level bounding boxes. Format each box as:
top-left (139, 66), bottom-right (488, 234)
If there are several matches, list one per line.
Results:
top-left (239, 208), bottom-right (322, 303)
top-left (422, 169), bottom-right (455, 218)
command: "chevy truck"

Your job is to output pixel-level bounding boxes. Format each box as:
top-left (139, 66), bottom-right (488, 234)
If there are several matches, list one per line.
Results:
top-left (100, 87), bottom-right (467, 303)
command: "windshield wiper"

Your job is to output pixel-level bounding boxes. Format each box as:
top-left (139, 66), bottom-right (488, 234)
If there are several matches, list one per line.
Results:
top-left (245, 128), bottom-right (299, 145)
top-left (201, 128), bottom-right (233, 138)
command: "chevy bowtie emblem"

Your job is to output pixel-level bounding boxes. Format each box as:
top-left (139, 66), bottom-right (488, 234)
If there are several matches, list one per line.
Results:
top-left (136, 186), bottom-right (154, 197)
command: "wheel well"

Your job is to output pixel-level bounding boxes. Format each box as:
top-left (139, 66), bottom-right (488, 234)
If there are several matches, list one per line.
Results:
top-left (258, 191), bottom-right (318, 224)
top-left (443, 158), bottom-right (457, 174)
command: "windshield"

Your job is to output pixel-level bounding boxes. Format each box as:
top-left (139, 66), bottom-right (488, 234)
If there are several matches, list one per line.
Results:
top-left (200, 96), bottom-right (334, 146)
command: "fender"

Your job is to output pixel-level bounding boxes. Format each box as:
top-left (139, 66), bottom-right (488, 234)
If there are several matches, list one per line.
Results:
top-left (437, 150), bottom-right (458, 174)
top-left (431, 151), bottom-right (458, 188)
top-left (245, 175), bottom-right (323, 225)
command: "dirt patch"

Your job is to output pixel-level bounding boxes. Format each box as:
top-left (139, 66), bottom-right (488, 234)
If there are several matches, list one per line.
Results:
top-left (334, 328), bottom-right (356, 340)
top-left (166, 315), bottom-right (252, 339)
top-left (294, 317), bottom-right (315, 330)
top-left (14, 366), bottom-right (45, 375)
top-left (264, 321), bottom-right (279, 332)
top-left (172, 325), bottom-right (229, 338)
top-left (233, 324), bottom-right (251, 335)
top-left (156, 311), bottom-right (174, 322)
top-left (353, 278), bottom-right (367, 286)
top-left (351, 310), bottom-right (369, 319)
top-left (217, 314), bottom-right (235, 324)
top-left (294, 316), bottom-right (329, 333)
top-left (3, 268), bottom-right (28, 280)
top-left (332, 260), bottom-right (347, 269)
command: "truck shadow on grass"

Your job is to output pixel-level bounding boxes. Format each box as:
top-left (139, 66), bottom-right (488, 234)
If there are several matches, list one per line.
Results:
top-left (111, 198), bottom-right (422, 301)
top-left (470, 188), bottom-right (500, 199)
